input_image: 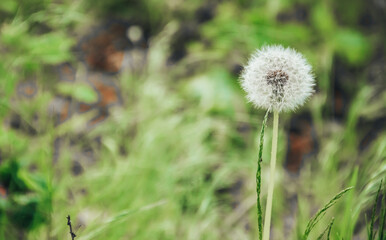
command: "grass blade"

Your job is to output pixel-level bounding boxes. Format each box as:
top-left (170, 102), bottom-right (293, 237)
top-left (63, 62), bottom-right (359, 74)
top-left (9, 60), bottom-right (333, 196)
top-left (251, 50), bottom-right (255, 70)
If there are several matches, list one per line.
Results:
top-left (316, 217), bottom-right (334, 240)
top-left (378, 185), bottom-right (385, 240)
top-left (256, 110), bottom-right (269, 240)
top-left (327, 217), bottom-right (334, 240)
top-left (303, 187), bottom-right (353, 240)
top-left (78, 200), bottom-right (167, 240)
top-left (369, 180), bottom-right (383, 240)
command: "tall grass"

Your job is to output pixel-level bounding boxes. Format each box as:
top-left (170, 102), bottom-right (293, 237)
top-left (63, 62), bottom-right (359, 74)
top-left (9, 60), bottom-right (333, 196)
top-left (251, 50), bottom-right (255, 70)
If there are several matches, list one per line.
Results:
top-left (0, 0), bottom-right (385, 239)
top-left (256, 110), bottom-right (269, 239)
top-left (303, 187), bottom-right (353, 239)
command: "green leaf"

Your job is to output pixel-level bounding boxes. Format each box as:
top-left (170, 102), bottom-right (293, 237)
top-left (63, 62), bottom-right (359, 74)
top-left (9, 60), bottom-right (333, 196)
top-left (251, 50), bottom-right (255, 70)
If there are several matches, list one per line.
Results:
top-left (57, 82), bottom-right (98, 103)
top-left (187, 69), bottom-right (238, 116)
top-left (334, 29), bottom-right (372, 65)
top-left (27, 33), bottom-right (74, 64)
top-left (0, 21), bottom-right (29, 46)
top-left (311, 2), bottom-right (336, 34)
top-left (0, 0), bottom-right (18, 13)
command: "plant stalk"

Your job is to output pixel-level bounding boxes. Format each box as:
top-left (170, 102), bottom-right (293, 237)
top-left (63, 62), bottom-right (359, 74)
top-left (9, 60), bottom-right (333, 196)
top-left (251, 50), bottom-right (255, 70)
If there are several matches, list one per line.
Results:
top-left (256, 110), bottom-right (269, 240)
top-left (263, 110), bottom-right (279, 240)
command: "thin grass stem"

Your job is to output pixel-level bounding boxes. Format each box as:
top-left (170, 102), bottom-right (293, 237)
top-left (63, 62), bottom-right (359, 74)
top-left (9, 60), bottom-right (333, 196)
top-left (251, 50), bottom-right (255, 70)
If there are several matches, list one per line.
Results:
top-left (316, 218), bottom-right (334, 240)
top-left (378, 183), bottom-right (386, 240)
top-left (369, 180), bottom-right (383, 240)
top-left (303, 187), bottom-right (353, 240)
top-left (262, 110), bottom-right (279, 240)
top-left (326, 218), bottom-right (334, 240)
top-left (256, 110), bottom-right (269, 239)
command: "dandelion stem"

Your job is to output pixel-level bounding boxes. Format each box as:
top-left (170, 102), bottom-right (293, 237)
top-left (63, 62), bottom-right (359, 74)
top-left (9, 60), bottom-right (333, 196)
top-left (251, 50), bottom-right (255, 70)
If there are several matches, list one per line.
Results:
top-left (263, 110), bottom-right (279, 240)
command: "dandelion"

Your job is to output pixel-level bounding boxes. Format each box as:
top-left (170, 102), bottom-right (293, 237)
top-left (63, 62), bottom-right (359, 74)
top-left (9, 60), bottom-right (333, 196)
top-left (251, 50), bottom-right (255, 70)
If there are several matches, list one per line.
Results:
top-left (240, 45), bottom-right (314, 112)
top-left (239, 45), bottom-right (315, 240)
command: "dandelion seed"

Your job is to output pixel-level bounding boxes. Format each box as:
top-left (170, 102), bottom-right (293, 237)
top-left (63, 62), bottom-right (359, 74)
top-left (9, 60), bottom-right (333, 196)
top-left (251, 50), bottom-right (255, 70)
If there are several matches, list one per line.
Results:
top-left (240, 45), bottom-right (314, 112)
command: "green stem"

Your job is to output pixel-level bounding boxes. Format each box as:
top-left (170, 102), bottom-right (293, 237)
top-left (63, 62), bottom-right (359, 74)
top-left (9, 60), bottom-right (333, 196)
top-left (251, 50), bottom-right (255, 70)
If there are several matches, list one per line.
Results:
top-left (257, 110), bottom-right (269, 240)
top-left (263, 110), bottom-right (279, 240)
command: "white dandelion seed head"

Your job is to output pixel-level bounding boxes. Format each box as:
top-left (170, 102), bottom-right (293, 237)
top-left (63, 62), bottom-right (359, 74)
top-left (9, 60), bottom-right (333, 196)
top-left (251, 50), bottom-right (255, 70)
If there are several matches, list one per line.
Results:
top-left (240, 45), bottom-right (315, 112)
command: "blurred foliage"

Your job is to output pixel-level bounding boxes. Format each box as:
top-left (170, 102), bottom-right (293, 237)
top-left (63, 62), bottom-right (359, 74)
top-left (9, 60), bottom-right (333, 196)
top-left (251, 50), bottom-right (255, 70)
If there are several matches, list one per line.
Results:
top-left (0, 160), bottom-right (51, 239)
top-left (0, 0), bottom-right (385, 239)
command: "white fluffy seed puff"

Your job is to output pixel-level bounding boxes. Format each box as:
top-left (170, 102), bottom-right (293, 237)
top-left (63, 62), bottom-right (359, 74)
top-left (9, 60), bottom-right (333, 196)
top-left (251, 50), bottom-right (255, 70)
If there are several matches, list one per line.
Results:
top-left (240, 45), bottom-right (315, 112)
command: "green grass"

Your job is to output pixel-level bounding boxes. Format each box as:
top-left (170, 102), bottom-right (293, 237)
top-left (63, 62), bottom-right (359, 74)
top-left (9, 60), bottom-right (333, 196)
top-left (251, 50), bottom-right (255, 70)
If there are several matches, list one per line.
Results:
top-left (0, 0), bottom-right (385, 239)
top-left (256, 110), bottom-right (269, 239)
top-left (303, 187), bottom-right (353, 239)
top-left (316, 217), bottom-right (334, 240)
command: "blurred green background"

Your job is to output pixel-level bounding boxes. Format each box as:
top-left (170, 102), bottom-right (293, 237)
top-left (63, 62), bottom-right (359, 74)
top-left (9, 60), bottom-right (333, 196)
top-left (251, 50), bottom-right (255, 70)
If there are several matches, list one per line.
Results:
top-left (0, 0), bottom-right (385, 239)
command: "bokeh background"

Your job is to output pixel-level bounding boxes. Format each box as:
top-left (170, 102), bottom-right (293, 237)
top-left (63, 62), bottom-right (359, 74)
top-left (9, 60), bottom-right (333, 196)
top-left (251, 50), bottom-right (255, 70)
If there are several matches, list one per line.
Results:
top-left (0, 0), bottom-right (385, 239)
